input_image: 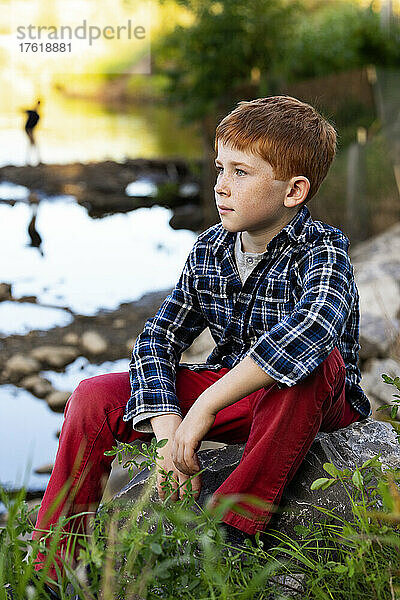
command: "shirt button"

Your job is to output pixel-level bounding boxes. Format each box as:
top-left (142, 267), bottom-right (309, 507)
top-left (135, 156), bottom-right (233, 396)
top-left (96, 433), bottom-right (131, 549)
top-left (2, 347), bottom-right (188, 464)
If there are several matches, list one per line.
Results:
top-left (246, 257), bottom-right (254, 264)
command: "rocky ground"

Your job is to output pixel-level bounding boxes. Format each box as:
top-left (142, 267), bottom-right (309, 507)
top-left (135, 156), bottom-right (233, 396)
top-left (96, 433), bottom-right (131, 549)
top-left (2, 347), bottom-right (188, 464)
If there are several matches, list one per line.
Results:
top-left (0, 286), bottom-right (168, 403)
top-left (0, 159), bottom-right (203, 230)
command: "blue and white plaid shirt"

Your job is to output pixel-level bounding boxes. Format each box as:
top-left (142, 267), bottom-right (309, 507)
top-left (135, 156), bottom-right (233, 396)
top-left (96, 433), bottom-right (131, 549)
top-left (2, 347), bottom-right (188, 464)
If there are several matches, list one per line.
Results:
top-left (125, 206), bottom-right (370, 432)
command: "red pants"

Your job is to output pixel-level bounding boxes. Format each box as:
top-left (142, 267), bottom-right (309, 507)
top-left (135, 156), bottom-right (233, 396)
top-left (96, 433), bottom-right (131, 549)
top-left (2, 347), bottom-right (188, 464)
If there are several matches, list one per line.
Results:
top-left (33, 346), bottom-right (360, 579)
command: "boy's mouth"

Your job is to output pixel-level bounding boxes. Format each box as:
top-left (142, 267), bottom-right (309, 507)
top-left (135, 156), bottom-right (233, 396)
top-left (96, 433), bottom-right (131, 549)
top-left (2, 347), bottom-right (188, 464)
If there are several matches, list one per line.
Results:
top-left (218, 205), bottom-right (234, 213)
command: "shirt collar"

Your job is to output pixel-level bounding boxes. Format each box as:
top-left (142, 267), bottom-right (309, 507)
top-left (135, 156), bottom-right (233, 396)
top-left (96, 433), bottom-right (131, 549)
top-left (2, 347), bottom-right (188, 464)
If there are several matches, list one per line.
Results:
top-left (210, 205), bottom-right (313, 258)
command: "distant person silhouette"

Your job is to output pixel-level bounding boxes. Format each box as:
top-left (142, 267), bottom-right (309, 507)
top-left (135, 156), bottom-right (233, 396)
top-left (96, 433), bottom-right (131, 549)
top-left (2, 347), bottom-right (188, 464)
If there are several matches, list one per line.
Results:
top-left (23, 100), bottom-right (41, 165)
top-left (27, 192), bottom-right (43, 255)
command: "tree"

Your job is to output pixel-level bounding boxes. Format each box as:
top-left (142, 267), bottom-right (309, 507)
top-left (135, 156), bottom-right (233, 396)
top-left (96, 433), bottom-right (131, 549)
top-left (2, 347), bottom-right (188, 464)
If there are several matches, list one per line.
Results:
top-left (155, 0), bottom-right (299, 229)
top-left (286, 1), bottom-right (400, 81)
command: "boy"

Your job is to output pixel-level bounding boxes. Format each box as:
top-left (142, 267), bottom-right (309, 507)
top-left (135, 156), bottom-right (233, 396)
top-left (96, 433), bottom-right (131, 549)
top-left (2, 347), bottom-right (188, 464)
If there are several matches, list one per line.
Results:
top-left (32, 96), bottom-right (370, 586)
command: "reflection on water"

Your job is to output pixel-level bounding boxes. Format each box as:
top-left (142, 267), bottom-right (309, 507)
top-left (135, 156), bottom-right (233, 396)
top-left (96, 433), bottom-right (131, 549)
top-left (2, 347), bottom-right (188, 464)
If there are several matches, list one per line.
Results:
top-left (0, 302), bottom-right (73, 336)
top-left (0, 82), bottom-right (202, 167)
top-left (42, 356), bottom-right (130, 392)
top-left (0, 182), bottom-right (29, 200)
top-left (0, 195), bottom-right (196, 317)
top-left (0, 385), bottom-right (64, 492)
top-left (27, 194), bottom-right (43, 254)
top-left (126, 178), bottom-right (158, 197)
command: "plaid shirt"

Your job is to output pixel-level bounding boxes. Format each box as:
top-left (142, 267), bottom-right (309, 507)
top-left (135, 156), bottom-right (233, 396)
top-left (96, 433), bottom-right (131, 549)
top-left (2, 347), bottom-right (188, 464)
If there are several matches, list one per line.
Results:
top-left (125, 206), bottom-right (370, 432)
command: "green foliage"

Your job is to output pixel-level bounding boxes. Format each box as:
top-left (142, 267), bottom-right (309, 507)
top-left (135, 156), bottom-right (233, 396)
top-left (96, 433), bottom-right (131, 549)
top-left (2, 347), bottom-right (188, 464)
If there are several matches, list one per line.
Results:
top-left (104, 436), bottom-right (168, 478)
top-left (287, 1), bottom-right (400, 81)
top-left (153, 0), bottom-right (400, 127)
top-left (154, 0), bottom-right (299, 123)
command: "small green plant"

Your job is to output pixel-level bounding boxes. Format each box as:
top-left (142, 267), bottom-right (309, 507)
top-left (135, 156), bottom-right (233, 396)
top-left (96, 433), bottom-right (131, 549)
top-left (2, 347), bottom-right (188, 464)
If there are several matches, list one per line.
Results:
top-left (376, 375), bottom-right (400, 444)
top-left (3, 373), bottom-right (400, 598)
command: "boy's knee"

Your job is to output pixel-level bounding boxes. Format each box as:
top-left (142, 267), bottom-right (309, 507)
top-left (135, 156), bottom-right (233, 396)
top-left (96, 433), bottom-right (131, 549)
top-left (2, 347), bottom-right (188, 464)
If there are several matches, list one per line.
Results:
top-left (66, 373), bottom-right (129, 421)
top-left (67, 376), bottom-right (109, 420)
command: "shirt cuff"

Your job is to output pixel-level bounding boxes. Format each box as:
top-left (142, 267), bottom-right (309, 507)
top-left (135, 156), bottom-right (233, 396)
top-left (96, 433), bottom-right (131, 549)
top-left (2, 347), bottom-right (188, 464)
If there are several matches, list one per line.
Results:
top-left (131, 409), bottom-right (183, 433)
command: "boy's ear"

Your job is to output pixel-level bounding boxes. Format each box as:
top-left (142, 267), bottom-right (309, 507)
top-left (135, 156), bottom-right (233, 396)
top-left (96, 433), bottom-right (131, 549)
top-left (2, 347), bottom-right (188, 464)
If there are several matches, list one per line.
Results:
top-left (284, 176), bottom-right (310, 208)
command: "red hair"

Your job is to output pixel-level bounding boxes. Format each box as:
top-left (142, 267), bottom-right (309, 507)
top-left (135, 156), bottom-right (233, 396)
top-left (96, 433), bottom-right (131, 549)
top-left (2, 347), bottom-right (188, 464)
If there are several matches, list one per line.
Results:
top-left (215, 96), bottom-right (337, 200)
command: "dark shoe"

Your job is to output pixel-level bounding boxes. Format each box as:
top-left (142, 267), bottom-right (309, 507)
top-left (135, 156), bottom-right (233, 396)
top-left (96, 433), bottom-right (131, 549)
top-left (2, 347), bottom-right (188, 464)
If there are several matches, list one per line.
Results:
top-left (218, 523), bottom-right (257, 564)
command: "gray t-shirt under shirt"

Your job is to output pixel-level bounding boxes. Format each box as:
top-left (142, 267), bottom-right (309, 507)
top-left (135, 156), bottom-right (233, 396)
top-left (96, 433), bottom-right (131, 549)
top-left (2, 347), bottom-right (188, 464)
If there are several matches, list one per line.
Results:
top-left (234, 231), bottom-right (268, 283)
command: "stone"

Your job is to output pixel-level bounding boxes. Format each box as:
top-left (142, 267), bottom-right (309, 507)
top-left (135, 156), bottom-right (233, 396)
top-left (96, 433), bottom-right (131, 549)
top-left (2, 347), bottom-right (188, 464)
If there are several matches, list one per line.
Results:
top-left (34, 463), bottom-right (54, 475)
top-left (63, 332), bottom-right (79, 345)
top-left (46, 390), bottom-right (71, 413)
top-left (358, 312), bottom-right (399, 359)
top-left (81, 331), bottom-right (108, 355)
top-left (126, 338), bottom-right (136, 352)
top-left (0, 283), bottom-right (12, 301)
top-left (113, 318), bottom-right (125, 329)
top-left (30, 345), bottom-right (79, 368)
top-left (115, 419), bottom-right (400, 540)
top-left (20, 374), bottom-right (53, 398)
top-left (5, 354), bottom-right (40, 381)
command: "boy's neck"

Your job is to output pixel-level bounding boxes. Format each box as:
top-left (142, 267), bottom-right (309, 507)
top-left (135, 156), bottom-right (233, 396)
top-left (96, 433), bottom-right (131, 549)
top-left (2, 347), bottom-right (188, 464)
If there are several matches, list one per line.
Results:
top-left (240, 212), bottom-right (298, 254)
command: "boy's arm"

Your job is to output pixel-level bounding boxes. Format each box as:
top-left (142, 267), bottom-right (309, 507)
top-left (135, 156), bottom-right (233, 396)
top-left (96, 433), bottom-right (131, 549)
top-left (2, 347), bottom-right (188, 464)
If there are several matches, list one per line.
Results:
top-left (172, 233), bottom-right (355, 474)
top-left (124, 247), bottom-right (207, 433)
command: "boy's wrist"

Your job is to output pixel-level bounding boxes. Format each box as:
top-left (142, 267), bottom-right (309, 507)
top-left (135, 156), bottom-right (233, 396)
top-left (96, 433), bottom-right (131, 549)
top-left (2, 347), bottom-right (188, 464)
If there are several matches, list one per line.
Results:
top-left (150, 413), bottom-right (182, 440)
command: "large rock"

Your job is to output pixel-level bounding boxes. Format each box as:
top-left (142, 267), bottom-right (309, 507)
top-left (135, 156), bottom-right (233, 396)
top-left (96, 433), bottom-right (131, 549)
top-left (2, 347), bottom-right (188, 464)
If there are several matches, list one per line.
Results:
top-left (351, 224), bottom-right (400, 359)
top-left (30, 345), bottom-right (79, 369)
top-left (115, 419), bottom-right (400, 539)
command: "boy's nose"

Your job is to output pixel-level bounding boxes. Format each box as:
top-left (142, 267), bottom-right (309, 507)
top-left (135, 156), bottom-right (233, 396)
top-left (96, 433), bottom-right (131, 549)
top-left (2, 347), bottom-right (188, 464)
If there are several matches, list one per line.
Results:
top-left (214, 178), bottom-right (230, 196)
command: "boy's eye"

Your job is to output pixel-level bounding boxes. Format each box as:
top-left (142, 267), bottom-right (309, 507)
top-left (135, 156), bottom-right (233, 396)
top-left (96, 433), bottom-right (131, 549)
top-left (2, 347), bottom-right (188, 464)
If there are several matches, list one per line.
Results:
top-left (214, 166), bottom-right (246, 176)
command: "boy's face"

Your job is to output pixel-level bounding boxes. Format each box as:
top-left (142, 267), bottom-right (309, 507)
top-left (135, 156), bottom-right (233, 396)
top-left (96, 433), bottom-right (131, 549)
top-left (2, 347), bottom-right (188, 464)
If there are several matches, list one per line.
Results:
top-left (214, 140), bottom-right (291, 235)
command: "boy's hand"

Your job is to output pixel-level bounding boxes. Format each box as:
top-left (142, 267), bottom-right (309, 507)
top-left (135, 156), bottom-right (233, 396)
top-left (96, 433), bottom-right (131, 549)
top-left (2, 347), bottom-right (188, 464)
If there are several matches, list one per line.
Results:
top-left (171, 401), bottom-right (216, 475)
top-left (150, 413), bottom-right (202, 501)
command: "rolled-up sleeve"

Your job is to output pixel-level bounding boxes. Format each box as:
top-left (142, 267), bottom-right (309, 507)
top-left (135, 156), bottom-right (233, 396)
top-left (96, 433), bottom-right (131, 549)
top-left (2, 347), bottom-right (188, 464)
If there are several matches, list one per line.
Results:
top-left (124, 248), bottom-right (207, 432)
top-left (247, 235), bottom-right (354, 386)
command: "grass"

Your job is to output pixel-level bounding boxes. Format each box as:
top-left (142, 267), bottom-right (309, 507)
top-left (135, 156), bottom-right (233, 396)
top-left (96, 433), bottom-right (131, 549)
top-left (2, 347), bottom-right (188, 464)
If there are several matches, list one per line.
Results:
top-left (2, 375), bottom-right (400, 599)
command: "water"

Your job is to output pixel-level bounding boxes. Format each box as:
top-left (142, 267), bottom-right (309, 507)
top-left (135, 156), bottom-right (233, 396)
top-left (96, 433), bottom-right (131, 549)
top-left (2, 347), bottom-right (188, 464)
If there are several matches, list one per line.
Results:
top-left (0, 86), bottom-right (202, 167)
top-left (0, 385), bottom-right (64, 492)
top-left (42, 356), bottom-right (130, 391)
top-left (0, 358), bottom-right (131, 494)
top-left (0, 193), bottom-right (197, 320)
top-left (0, 302), bottom-right (73, 335)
